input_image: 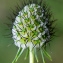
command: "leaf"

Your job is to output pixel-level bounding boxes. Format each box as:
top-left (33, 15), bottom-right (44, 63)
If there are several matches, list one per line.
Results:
top-left (34, 48), bottom-right (39, 62)
top-left (16, 48), bottom-right (25, 61)
top-left (24, 48), bottom-right (29, 60)
top-left (40, 48), bottom-right (45, 63)
top-left (12, 48), bottom-right (25, 63)
top-left (12, 48), bottom-right (22, 63)
top-left (43, 49), bottom-right (52, 61)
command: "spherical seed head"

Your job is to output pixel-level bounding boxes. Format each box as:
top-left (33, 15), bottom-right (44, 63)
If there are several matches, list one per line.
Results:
top-left (12, 4), bottom-right (50, 49)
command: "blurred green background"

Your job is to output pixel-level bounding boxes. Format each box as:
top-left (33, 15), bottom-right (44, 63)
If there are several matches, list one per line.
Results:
top-left (0, 0), bottom-right (63, 63)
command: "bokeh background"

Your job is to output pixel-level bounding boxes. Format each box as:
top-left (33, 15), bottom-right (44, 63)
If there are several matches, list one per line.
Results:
top-left (0, 0), bottom-right (63, 63)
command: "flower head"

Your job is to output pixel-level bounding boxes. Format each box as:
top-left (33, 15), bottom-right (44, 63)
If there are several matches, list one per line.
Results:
top-left (12, 4), bottom-right (50, 50)
top-left (8, 0), bottom-right (56, 63)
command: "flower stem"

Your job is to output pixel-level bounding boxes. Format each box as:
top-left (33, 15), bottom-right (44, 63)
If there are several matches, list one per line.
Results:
top-left (29, 48), bottom-right (34, 63)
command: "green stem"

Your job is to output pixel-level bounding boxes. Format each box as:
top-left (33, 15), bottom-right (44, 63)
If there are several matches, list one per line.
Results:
top-left (29, 48), bottom-right (34, 63)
